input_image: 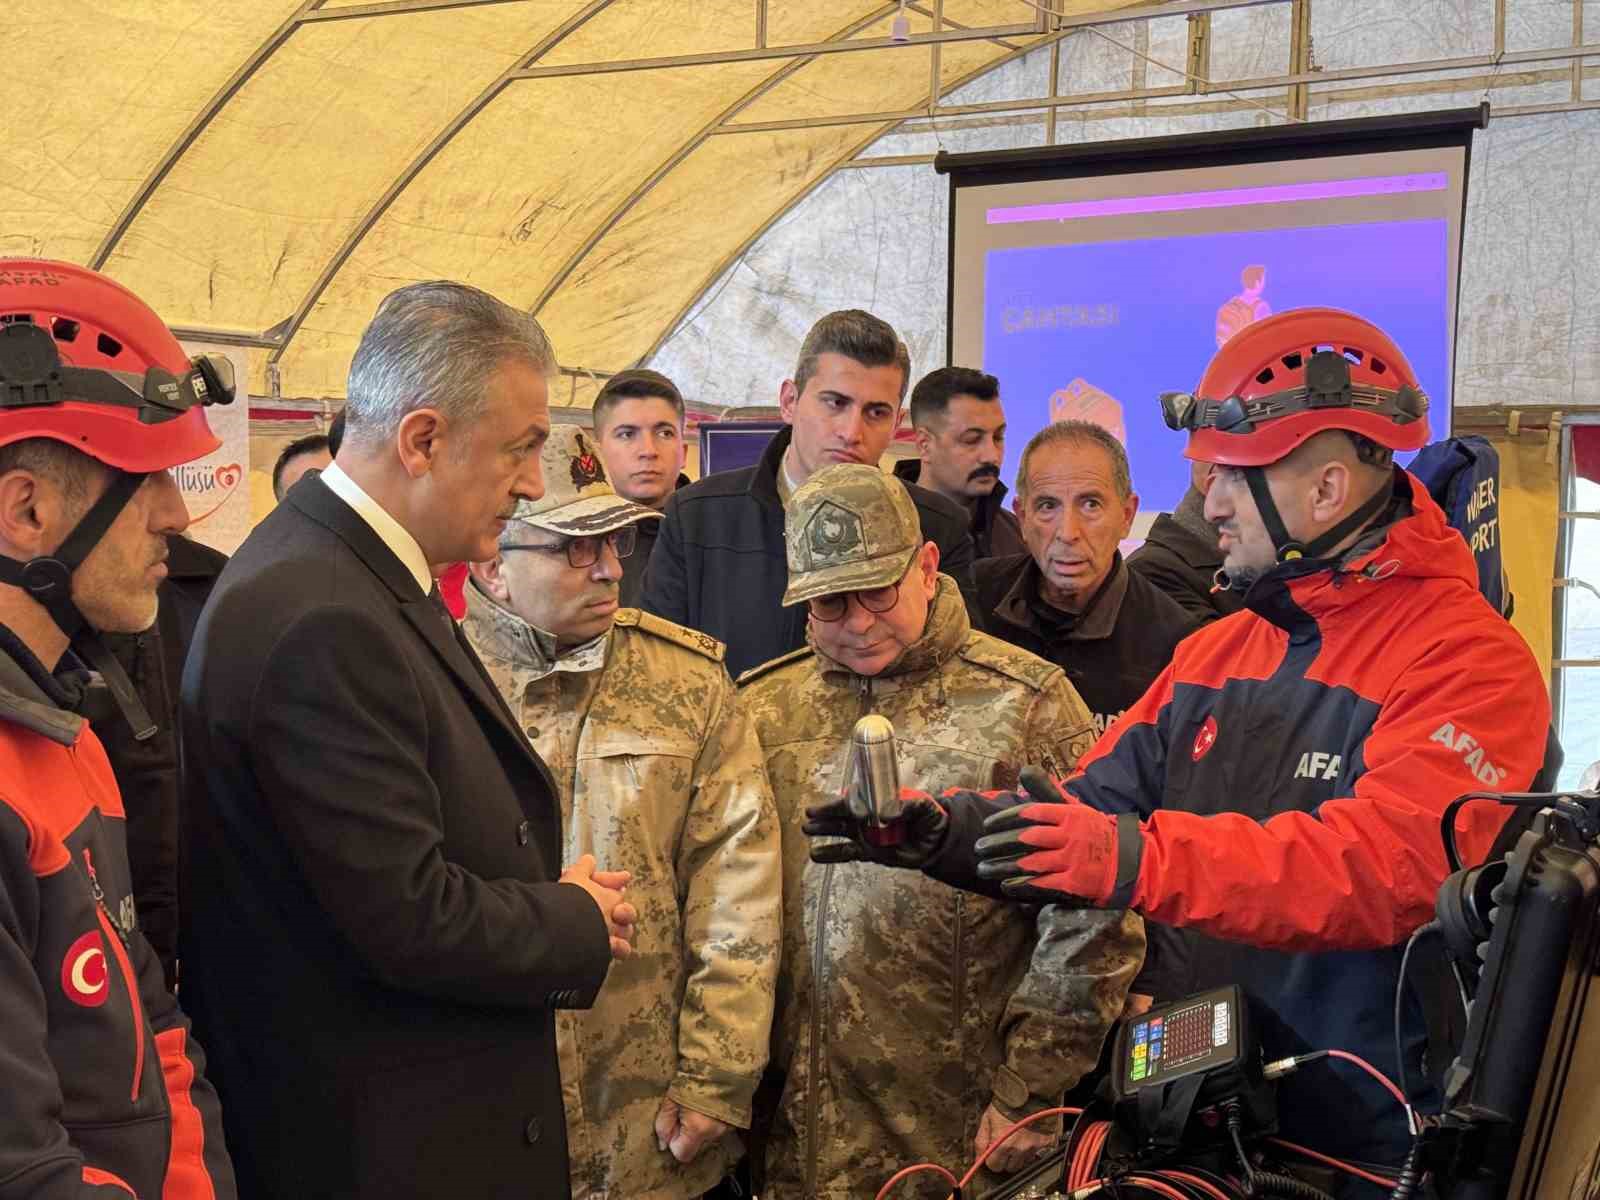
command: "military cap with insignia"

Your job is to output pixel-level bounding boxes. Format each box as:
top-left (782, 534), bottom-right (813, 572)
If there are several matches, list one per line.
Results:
top-left (781, 463), bottom-right (924, 606)
top-left (509, 424), bottom-right (658, 536)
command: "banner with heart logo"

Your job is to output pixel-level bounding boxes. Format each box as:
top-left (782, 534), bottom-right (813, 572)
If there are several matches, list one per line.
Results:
top-left (175, 341), bottom-right (252, 553)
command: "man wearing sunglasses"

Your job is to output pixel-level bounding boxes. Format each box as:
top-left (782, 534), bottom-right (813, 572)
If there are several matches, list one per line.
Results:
top-left (463, 425), bottom-right (781, 1200)
top-left (802, 309), bottom-right (1551, 1171)
top-left (738, 463), bottom-right (1142, 1196)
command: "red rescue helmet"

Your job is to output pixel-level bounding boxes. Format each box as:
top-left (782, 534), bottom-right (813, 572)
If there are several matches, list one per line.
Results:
top-left (0, 259), bottom-right (228, 472)
top-left (1160, 307), bottom-right (1430, 467)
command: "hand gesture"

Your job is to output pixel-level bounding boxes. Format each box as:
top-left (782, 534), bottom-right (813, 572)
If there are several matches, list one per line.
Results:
top-left (559, 854), bottom-right (637, 959)
top-left (801, 788), bottom-right (950, 869)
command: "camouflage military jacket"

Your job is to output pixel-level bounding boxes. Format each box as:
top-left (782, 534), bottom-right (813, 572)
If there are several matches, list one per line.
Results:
top-left (463, 585), bottom-right (782, 1200)
top-left (738, 577), bottom-right (1145, 1200)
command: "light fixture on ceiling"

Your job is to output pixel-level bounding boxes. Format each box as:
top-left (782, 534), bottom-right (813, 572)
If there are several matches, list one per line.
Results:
top-left (891, 0), bottom-right (911, 43)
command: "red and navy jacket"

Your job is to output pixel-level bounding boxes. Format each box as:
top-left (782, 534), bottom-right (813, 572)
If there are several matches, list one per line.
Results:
top-left (0, 634), bottom-right (235, 1199)
top-left (1066, 472), bottom-right (1549, 1164)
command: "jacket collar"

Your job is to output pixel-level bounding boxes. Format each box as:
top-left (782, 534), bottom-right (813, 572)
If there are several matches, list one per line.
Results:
top-left (811, 574), bottom-right (969, 688)
top-left (289, 474), bottom-right (553, 777)
top-left (891, 457), bottom-right (1011, 539)
top-left (995, 552), bottom-right (1128, 643)
top-left (461, 581), bottom-right (611, 683)
top-left (0, 623), bottom-right (85, 745)
top-left (1243, 469), bottom-right (1417, 634)
top-left (749, 425), bottom-right (793, 510)
top-left (288, 473), bottom-right (433, 606)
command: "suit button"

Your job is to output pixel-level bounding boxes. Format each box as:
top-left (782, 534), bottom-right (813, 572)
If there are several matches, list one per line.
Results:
top-left (525, 1117), bottom-right (542, 1145)
top-left (524, 724), bottom-right (539, 740)
top-left (516, 820), bottom-right (530, 846)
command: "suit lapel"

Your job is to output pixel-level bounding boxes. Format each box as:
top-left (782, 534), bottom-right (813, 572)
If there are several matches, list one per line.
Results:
top-left (289, 478), bottom-right (547, 775)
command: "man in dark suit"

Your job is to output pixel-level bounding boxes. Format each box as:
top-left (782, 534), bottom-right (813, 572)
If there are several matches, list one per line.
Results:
top-left (641, 309), bottom-right (980, 678)
top-left (180, 282), bottom-right (637, 1200)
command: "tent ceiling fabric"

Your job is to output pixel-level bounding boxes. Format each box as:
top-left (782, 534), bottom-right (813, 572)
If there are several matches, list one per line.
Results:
top-left (4, 0), bottom-right (1144, 402)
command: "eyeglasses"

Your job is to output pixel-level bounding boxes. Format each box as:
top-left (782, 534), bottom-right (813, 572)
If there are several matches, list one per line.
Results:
top-left (502, 525), bottom-right (637, 568)
top-left (806, 581), bottom-right (900, 623)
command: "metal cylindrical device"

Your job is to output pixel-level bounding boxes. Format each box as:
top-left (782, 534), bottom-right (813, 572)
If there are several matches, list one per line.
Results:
top-left (845, 714), bottom-right (903, 837)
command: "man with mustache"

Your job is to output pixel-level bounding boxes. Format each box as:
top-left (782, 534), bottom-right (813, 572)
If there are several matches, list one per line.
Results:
top-left (893, 366), bottom-right (1025, 560)
top-left (974, 421), bottom-right (1198, 741)
top-left (180, 282), bottom-right (636, 1200)
top-left (642, 310), bottom-right (980, 677)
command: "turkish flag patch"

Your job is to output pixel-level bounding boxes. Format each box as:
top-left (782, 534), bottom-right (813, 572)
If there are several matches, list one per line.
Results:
top-left (1192, 715), bottom-right (1219, 762)
top-left (61, 930), bottom-right (110, 1007)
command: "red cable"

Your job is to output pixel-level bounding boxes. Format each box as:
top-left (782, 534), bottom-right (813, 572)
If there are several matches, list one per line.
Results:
top-left (1322, 1049), bottom-right (1409, 1110)
top-left (874, 1161), bottom-right (959, 1200)
top-left (1070, 1120), bottom-right (1111, 1191)
top-left (1161, 1168), bottom-right (1240, 1200)
top-left (1265, 1137), bottom-right (1400, 1189)
top-left (1124, 1174), bottom-right (1204, 1200)
top-left (957, 1105), bottom-right (1084, 1188)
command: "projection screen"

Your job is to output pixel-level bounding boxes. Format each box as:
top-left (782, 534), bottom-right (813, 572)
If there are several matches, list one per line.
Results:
top-left (940, 106), bottom-right (1486, 528)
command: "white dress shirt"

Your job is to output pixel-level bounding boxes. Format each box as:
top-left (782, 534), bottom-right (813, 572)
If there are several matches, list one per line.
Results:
top-left (318, 461), bottom-right (433, 595)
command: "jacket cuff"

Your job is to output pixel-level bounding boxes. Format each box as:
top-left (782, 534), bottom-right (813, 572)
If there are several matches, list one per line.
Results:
top-left (922, 792), bottom-right (1015, 902)
top-left (550, 881), bottom-right (615, 1008)
top-left (667, 1061), bottom-right (760, 1129)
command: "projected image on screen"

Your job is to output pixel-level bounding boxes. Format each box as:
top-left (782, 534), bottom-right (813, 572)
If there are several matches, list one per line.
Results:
top-left (982, 218), bottom-right (1451, 514)
top-left (946, 133), bottom-right (1474, 537)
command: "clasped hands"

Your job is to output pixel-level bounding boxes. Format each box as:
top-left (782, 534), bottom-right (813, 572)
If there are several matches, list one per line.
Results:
top-left (559, 853), bottom-right (637, 959)
top-left (802, 766), bottom-right (1131, 907)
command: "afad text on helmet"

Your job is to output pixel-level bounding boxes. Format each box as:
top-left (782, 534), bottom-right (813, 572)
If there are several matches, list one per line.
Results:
top-left (0, 268), bottom-right (64, 289)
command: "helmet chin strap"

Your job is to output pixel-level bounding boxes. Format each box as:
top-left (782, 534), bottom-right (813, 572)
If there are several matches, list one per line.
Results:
top-left (1212, 466), bottom-right (1393, 591)
top-left (0, 470), bottom-right (158, 740)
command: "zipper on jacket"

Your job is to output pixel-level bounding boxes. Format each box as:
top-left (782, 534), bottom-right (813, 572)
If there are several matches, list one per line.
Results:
top-left (952, 893), bottom-right (966, 1036)
top-left (803, 674), bottom-right (874, 1196)
top-left (84, 849), bottom-right (145, 1102)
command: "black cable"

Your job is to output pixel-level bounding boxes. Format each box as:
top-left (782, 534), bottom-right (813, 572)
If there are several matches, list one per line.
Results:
top-left (1225, 1102), bottom-right (1255, 1191)
top-left (1440, 789), bottom-right (1569, 871)
top-left (1247, 1172), bottom-right (1337, 1200)
top-left (1394, 920), bottom-right (1441, 1108)
top-left (1386, 1138), bottom-right (1423, 1200)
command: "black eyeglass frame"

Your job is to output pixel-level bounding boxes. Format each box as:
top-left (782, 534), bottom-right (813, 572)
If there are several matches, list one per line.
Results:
top-left (805, 580), bottom-right (902, 623)
top-left (501, 525), bottom-right (637, 569)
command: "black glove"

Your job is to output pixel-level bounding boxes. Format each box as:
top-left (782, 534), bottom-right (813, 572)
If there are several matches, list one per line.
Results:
top-left (802, 788), bottom-right (950, 869)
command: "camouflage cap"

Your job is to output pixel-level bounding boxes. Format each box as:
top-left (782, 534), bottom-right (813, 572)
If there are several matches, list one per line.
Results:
top-left (782, 463), bottom-right (923, 606)
top-left (509, 424), bottom-right (658, 535)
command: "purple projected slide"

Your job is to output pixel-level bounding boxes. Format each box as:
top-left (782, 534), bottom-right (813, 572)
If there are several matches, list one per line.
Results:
top-left (982, 218), bottom-right (1450, 516)
top-left (986, 172), bottom-right (1447, 226)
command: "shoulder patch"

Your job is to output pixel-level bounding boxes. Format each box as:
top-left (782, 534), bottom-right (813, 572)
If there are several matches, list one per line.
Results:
top-left (735, 646), bottom-right (813, 688)
top-left (958, 631), bottom-right (1059, 691)
top-left (618, 608), bottom-right (726, 662)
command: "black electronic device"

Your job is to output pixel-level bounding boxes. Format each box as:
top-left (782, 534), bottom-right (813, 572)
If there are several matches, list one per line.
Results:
top-left (1106, 985), bottom-right (1274, 1156)
top-left (1111, 986), bottom-right (1244, 1099)
top-left (1429, 792), bottom-right (1600, 1200)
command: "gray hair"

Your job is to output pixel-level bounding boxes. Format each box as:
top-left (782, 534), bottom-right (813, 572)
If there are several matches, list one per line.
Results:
top-left (0, 439), bottom-right (102, 513)
top-left (1017, 420), bottom-right (1133, 501)
top-left (793, 309), bottom-right (912, 402)
top-left (344, 281), bottom-right (556, 448)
